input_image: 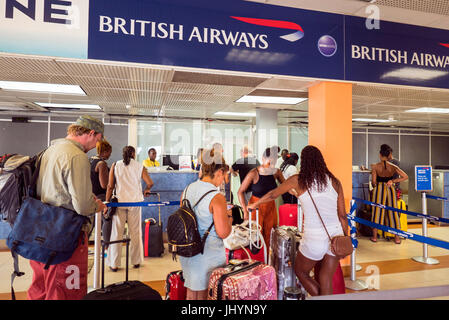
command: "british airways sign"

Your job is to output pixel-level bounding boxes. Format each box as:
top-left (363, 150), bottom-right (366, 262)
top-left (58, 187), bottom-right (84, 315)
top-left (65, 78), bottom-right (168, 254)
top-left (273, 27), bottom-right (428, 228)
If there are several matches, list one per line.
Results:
top-left (88, 0), bottom-right (344, 80)
top-left (2, 0), bottom-right (449, 90)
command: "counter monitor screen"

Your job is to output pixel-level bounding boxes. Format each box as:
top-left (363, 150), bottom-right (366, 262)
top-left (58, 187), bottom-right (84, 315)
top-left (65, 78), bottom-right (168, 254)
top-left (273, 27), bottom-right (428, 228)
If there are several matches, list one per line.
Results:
top-left (163, 155), bottom-right (179, 170)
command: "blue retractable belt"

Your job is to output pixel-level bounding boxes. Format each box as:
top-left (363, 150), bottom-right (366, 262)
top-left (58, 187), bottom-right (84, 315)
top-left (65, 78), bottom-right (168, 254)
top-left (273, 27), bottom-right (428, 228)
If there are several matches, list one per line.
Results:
top-left (105, 201), bottom-right (180, 208)
top-left (352, 197), bottom-right (449, 224)
top-left (347, 215), bottom-right (449, 251)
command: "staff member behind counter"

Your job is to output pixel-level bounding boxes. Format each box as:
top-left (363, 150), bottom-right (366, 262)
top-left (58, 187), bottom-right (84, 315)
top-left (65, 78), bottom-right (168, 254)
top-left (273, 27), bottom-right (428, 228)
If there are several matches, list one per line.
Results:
top-left (143, 147), bottom-right (160, 168)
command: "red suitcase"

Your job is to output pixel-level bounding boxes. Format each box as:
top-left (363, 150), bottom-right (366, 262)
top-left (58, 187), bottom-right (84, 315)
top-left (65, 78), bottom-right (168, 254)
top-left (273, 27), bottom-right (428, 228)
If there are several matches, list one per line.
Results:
top-left (165, 270), bottom-right (187, 300)
top-left (313, 261), bottom-right (345, 294)
top-left (225, 244), bottom-right (266, 264)
top-left (279, 204), bottom-right (297, 227)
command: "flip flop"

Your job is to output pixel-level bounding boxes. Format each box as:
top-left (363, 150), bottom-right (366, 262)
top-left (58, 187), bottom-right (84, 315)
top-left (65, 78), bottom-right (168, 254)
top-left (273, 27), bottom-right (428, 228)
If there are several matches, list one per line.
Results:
top-left (370, 238), bottom-right (377, 243)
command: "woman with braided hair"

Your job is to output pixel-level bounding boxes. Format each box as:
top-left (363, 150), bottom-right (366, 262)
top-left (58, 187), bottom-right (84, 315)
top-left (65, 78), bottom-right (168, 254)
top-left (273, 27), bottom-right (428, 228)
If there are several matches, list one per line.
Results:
top-left (248, 145), bottom-right (348, 296)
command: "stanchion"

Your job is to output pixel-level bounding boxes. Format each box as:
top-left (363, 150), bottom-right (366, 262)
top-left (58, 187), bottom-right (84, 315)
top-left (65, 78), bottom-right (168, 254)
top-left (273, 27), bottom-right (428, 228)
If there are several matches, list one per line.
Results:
top-left (345, 200), bottom-right (368, 291)
top-left (93, 210), bottom-right (102, 290)
top-left (412, 192), bottom-right (439, 265)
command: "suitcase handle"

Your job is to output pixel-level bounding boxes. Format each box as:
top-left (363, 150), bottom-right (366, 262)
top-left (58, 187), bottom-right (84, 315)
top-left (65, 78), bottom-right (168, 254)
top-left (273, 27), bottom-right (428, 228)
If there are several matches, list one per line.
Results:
top-left (145, 192), bottom-right (162, 226)
top-left (217, 261), bottom-right (262, 300)
top-left (101, 238), bottom-right (130, 289)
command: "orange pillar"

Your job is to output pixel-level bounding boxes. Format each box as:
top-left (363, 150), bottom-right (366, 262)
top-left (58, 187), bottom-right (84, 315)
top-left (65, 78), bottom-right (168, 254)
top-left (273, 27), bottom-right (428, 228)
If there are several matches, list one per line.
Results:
top-left (308, 81), bottom-right (353, 266)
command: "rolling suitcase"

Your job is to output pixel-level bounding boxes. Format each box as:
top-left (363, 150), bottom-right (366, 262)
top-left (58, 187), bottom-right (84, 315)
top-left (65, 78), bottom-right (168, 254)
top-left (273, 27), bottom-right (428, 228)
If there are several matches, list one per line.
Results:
top-left (83, 238), bottom-right (162, 300)
top-left (313, 260), bottom-right (345, 294)
top-left (207, 260), bottom-right (277, 300)
top-left (269, 226), bottom-right (303, 299)
top-left (165, 270), bottom-right (187, 300)
top-left (142, 192), bottom-right (164, 257)
top-left (279, 203), bottom-right (298, 227)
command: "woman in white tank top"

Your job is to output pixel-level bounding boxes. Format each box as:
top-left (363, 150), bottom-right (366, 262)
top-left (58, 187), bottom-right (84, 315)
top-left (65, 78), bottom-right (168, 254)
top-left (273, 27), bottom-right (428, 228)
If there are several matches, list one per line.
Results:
top-left (248, 145), bottom-right (349, 297)
top-left (105, 146), bottom-right (154, 271)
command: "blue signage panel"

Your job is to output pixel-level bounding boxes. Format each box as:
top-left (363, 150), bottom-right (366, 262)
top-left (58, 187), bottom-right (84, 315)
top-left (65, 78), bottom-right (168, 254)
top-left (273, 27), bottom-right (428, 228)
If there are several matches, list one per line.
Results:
top-left (88, 0), bottom-right (344, 80)
top-left (415, 166), bottom-right (433, 192)
top-left (345, 16), bottom-right (449, 90)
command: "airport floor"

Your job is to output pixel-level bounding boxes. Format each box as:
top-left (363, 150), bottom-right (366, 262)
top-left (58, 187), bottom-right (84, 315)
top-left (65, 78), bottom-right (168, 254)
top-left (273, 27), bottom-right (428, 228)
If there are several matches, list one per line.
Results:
top-left (1, 222), bottom-right (448, 300)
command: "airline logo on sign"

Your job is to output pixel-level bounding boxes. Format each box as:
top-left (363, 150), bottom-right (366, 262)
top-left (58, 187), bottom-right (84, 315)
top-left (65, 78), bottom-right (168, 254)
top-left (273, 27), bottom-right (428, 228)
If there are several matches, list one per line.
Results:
top-left (230, 16), bottom-right (304, 42)
top-left (98, 15), bottom-right (305, 50)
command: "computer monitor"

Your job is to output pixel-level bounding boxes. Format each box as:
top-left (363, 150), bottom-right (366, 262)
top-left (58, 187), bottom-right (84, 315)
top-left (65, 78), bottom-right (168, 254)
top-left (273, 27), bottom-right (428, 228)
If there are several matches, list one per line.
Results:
top-left (162, 155), bottom-right (180, 170)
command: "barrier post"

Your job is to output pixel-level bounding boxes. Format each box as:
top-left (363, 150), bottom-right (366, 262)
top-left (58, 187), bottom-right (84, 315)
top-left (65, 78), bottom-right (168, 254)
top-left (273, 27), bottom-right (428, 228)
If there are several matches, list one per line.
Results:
top-left (345, 200), bottom-right (368, 291)
top-left (93, 210), bottom-right (102, 289)
top-left (412, 192), bottom-right (439, 265)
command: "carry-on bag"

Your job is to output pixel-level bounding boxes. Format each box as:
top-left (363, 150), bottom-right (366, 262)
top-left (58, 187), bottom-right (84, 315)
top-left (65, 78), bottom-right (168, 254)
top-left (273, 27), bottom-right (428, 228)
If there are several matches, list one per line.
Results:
top-left (83, 238), bottom-right (162, 300)
top-left (279, 203), bottom-right (298, 227)
top-left (165, 270), bottom-right (187, 300)
top-left (142, 192), bottom-right (164, 257)
top-left (279, 198), bottom-right (303, 231)
top-left (207, 260), bottom-right (277, 300)
top-left (224, 208), bottom-right (267, 264)
top-left (269, 226), bottom-right (302, 299)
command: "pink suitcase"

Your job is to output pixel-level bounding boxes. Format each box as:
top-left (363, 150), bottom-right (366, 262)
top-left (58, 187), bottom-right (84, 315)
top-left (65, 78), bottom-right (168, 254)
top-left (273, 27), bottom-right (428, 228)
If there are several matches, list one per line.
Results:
top-left (207, 260), bottom-right (277, 300)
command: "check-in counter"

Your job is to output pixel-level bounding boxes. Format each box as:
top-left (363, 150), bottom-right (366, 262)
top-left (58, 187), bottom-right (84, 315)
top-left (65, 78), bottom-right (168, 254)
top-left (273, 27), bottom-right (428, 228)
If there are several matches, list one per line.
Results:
top-left (142, 170), bottom-right (199, 232)
top-left (141, 169), bottom-right (232, 232)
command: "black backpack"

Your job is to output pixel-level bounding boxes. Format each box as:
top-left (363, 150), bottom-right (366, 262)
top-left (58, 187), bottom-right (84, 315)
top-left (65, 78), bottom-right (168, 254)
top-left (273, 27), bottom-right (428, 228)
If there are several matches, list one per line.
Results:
top-left (0, 153), bottom-right (42, 226)
top-left (167, 186), bottom-right (216, 259)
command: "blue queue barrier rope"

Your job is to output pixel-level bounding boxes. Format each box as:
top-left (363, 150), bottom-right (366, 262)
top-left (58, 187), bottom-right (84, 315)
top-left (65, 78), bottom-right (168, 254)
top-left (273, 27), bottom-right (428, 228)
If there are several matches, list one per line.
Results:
top-left (106, 201), bottom-right (180, 208)
top-left (426, 194), bottom-right (448, 201)
top-left (352, 197), bottom-right (449, 224)
top-left (347, 215), bottom-right (449, 251)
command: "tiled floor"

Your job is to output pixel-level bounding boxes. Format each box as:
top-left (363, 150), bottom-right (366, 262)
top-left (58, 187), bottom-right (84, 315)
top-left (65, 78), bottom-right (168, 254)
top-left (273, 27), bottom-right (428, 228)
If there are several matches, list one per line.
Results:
top-left (1, 223), bottom-right (449, 300)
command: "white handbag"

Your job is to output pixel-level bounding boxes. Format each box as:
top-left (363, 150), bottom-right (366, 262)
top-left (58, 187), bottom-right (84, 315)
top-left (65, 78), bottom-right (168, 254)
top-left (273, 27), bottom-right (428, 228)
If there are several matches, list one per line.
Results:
top-left (223, 220), bottom-right (262, 250)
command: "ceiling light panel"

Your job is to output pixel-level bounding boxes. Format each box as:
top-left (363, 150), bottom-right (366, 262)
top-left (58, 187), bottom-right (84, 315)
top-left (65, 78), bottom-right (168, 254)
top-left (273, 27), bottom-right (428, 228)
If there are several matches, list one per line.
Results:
top-left (0, 81), bottom-right (85, 95)
top-left (236, 95), bottom-right (307, 104)
top-left (36, 102), bottom-right (101, 110)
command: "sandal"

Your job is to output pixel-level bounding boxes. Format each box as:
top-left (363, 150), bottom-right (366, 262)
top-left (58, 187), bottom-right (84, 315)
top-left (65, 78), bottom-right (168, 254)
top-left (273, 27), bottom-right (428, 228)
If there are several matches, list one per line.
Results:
top-left (370, 238), bottom-right (377, 243)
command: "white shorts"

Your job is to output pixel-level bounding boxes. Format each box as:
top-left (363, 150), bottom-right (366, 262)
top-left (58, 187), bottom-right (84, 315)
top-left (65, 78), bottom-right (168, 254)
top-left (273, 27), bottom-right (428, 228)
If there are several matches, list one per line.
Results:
top-left (299, 225), bottom-right (344, 261)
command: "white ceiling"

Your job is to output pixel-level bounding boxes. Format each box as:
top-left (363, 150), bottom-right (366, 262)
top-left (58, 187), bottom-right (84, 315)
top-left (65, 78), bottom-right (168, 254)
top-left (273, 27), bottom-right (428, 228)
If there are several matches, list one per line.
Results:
top-left (0, 0), bottom-right (449, 131)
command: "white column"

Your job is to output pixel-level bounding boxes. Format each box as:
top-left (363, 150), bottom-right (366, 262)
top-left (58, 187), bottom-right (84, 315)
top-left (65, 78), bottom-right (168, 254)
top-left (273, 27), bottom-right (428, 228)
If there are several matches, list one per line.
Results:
top-left (256, 108), bottom-right (279, 159)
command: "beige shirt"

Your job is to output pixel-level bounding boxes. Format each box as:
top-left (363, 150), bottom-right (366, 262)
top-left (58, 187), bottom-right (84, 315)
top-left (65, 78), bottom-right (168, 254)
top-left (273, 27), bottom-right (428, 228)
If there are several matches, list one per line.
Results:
top-left (37, 139), bottom-right (98, 229)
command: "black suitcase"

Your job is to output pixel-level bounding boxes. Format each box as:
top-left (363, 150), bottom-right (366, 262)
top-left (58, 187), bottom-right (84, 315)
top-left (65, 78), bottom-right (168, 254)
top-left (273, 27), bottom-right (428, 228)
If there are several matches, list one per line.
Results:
top-left (83, 238), bottom-right (162, 300)
top-left (142, 192), bottom-right (164, 257)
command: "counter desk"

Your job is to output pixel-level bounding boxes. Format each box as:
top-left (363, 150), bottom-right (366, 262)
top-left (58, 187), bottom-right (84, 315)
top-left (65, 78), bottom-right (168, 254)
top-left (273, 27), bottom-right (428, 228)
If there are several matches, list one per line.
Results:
top-left (141, 170), bottom-right (199, 232)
